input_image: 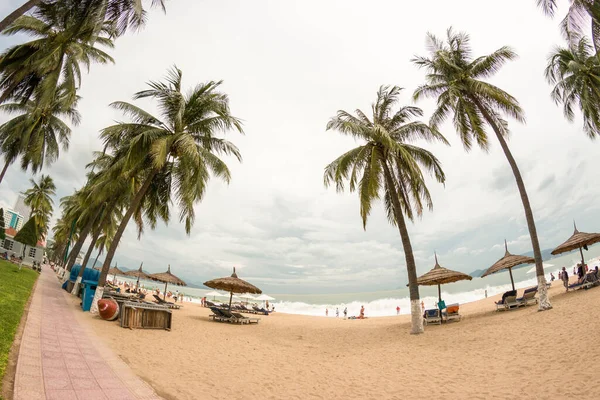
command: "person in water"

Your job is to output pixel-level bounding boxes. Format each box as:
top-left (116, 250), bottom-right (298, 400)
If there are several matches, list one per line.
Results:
top-left (358, 305), bottom-right (365, 319)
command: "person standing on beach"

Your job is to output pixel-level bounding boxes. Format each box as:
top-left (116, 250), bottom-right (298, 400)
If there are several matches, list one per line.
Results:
top-left (562, 267), bottom-right (569, 292)
top-left (485, 290), bottom-right (488, 298)
top-left (396, 306), bottom-right (400, 315)
top-left (336, 308), bottom-right (339, 317)
top-left (325, 308), bottom-right (328, 317)
top-left (343, 307), bottom-right (347, 319)
top-left (420, 301), bottom-right (424, 313)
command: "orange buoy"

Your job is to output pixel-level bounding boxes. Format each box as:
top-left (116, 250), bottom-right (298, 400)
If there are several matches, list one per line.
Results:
top-left (98, 298), bottom-right (119, 321)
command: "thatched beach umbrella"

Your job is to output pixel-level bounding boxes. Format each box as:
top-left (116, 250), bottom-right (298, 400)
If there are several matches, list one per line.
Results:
top-left (107, 263), bottom-right (126, 284)
top-left (149, 264), bottom-right (187, 300)
top-left (415, 253), bottom-right (472, 302)
top-left (124, 262), bottom-right (151, 289)
top-left (482, 240), bottom-right (534, 291)
top-left (203, 267), bottom-right (262, 310)
top-left (551, 222), bottom-right (600, 266)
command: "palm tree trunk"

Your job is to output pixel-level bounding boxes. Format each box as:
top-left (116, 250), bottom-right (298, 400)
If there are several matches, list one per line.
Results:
top-left (381, 159), bottom-right (424, 334)
top-left (81, 231), bottom-right (99, 270)
top-left (71, 228), bottom-right (100, 295)
top-left (471, 96), bottom-right (552, 311)
top-left (0, 159), bottom-right (10, 184)
top-left (91, 248), bottom-right (103, 274)
top-left (66, 204), bottom-right (106, 272)
top-left (0, 0), bottom-right (41, 33)
top-left (90, 171), bottom-right (157, 314)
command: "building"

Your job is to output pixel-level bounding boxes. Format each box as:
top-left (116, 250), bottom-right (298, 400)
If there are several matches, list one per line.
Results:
top-left (2, 208), bottom-right (25, 231)
top-left (1, 227), bottom-right (45, 265)
top-left (13, 195), bottom-right (30, 219)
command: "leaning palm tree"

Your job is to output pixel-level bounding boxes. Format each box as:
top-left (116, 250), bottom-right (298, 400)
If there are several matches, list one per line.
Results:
top-left (89, 66), bottom-right (243, 313)
top-left (0, 0), bottom-right (167, 36)
top-left (537, 0), bottom-right (600, 51)
top-left (0, 1), bottom-right (115, 104)
top-left (412, 28), bottom-right (552, 310)
top-left (324, 86), bottom-right (447, 334)
top-left (0, 85), bottom-right (80, 184)
top-left (22, 174), bottom-right (56, 236)
top-left (546, 37), bottom-right (600, 138)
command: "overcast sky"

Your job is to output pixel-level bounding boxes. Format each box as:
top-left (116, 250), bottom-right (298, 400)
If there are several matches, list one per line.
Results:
top-left (0, 0), bottom-right (596, 293)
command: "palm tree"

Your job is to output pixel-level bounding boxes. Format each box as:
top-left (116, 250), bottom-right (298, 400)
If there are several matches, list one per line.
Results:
top-left (69, 152), bottom-right (131, 293)
top-left (412, 28), bottom-right (552, 310)
top-left (537, 0), bottom-right (600, 51)
top-left (89, 66), bottom-right (243, 313)
top-left (0, 85), bottom-right (80, 184)
top-left (22, 174), bottom-right (56, 236)
top-left (324, 86), bottom-right (447, 334)
top-left (0, 0), bottom-right (167, 36)
top-left (0, 1), bottom-right (115, 104)
top-left (545, 37), bottom-right (600, 138)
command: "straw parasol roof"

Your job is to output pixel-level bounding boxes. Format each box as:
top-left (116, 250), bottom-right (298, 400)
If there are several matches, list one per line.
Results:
top-left (415, 253), bottom-right (472, 302)
top-left (124, 262), bottom-right (151, 289)
top-left (124, 262), bottom-right (151, 280)
top-left (107, 264), bottom-right (126, 284)
top-left (149, 264), bottom-right (187, 286)
top-left (204, 267), bottom-right (262, 309)
top-left (551, 223), bottom-right (600, 264)
top-left (149, 265), bottom-right (187, 301)
top-left (482, 240), bottom-right (534, 290)
top-left (107, 265), bottom-right (126, 277)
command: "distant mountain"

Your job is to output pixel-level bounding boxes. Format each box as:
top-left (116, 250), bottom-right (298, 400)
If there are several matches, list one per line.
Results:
top-left (469, 248), bottom-right (556, 277)
top-left (470, 268), bottom-right (487, 278)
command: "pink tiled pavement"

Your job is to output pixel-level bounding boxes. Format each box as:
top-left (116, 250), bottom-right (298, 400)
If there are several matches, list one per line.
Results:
top-left (13, 269), bottom-right (162, 400)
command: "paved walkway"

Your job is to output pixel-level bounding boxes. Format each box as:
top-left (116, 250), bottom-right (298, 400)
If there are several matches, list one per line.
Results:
top-left (13, 269), bottom-right (162, 400)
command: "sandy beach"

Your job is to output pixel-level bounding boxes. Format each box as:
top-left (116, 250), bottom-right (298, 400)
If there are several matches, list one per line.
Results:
top-left (64, 284), bottom-right (600, 400)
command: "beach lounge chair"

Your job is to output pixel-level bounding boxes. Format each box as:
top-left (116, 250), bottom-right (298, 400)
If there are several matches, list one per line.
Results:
top-left (230, 311), bottom-right (260, 324)
top-left (153, 294), bottom-right (181, 310)
top-left (219, 309), bottom-right (254, 324)
top-left (423, 309), bottom-right (441, 325)
top-left (209, 307), bottom-right (233, 323)
top-left (252, 306), bottom-right (270, 315)
top-left (443, 303), bottom-right (461, 322)
top-left (496, 295), bottom-right (520, 311)
top-left (516, 287), bottom-right (538, 306)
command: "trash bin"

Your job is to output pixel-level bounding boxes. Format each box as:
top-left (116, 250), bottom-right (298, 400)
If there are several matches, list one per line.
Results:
top-left (82, 280), bottom-right (98, 312)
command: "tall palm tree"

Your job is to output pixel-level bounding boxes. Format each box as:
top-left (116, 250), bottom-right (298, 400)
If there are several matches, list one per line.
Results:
top-left (89, 66), bottom-right (243, 313)
top-left (545, 37), bottom-right (600, 138)
top-left (537, 0), bottom-right (600, 51)
top-left (324, 86), bottom-right (447, 334)
top-left (0, 85), bottom-right (80, 184)
top-left (412, 28), bottom-right (552, 310)
top-left (0, 1), bottom-right (115, 105)
top-left (22, 174), bottom-right (56, 235)
top-left (0, 0), bottom-right (167, 36)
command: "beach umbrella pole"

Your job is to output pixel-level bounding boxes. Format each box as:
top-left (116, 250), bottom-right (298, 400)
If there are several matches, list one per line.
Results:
top-left (437, 284), bottom-right (441, 302)
top-left (163, 281), bottom-right (168, 300)
top-left (228, 291), bottom-right (233, 310)
top-left (508, 267), bottom-right (515, 291)
top-left (579, 246), bottom-right (585, 265)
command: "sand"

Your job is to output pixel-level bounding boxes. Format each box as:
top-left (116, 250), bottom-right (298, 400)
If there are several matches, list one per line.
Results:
top-left (65, 284), bottom-right (600, 400)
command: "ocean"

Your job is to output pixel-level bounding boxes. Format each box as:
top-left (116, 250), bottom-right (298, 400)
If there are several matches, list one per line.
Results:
top-left (115, 246), bottom-right (600, 318)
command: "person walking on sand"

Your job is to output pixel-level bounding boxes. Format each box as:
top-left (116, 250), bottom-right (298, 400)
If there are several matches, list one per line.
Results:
top-left (359, 305), bottom-right (365, 319)
top-left (485, 289), bottom-right (488, 298)
top-left (325, 308), bottom-right (328, 317)
top-left (562, 267), bottom-right (569, 292)
top-left (336, 308), bottom-right (339, 318)
top-left (550, 273), bottom-right (555, 282)
top-left (343, 307), bottom-right (347, 319)
top-left (396, 306), bottom-right (400, 315)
